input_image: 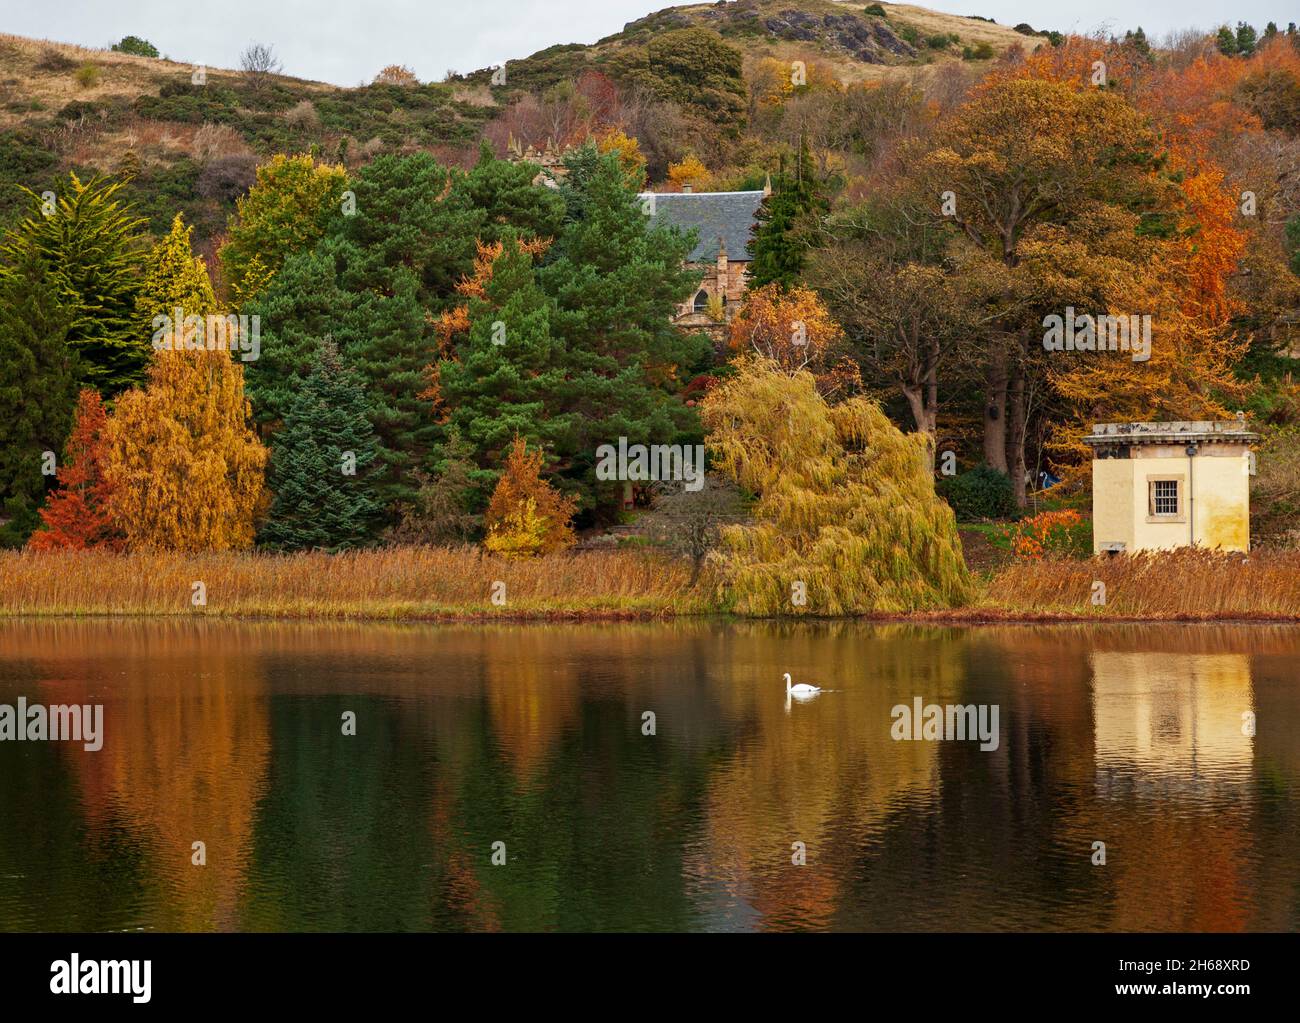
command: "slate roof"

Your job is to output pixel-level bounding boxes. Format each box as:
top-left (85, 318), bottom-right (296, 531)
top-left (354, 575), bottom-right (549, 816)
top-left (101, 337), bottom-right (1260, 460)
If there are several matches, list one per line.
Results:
top-left (639, 190), bottom-right (766, 262)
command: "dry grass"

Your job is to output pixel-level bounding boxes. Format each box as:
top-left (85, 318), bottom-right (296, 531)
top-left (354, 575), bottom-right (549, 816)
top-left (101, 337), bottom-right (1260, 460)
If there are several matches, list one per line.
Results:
top-left (983, 547), bottom-right (1300, 620)
top-left (0, 30), bottom-right (332, 133)
top-left (0, 547), bottom-right (705, 620)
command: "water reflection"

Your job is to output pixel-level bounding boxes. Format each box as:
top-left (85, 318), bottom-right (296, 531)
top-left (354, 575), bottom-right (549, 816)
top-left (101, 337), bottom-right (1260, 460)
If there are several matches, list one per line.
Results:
top-left (0, 620), bottom-right (1296, 932)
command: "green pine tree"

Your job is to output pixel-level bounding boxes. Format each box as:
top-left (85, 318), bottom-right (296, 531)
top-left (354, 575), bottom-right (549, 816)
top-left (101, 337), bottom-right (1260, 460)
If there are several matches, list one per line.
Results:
top-left (0, 173), bottom-right (146, 393)
top-left (439, 237), bottom-right (572, 504)
top-left (247, 150), bottom-right (568, 514)
top-left (0, 249), bottom-right (79, 547)
top-left (441, 148), bottom-right (710, 515)
top-left (748, 137), bottom-right (826, 290)
top-left (259, 339), bottom-right (383, 550)
top-left (460, 141), bottom-right (566, 246)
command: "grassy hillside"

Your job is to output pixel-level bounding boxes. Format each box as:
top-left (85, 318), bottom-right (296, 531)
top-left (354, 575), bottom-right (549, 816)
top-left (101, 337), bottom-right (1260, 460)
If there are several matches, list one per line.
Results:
top-left (0, 31), bottom-right (495, 253)
top-left (464, 1), bottom-right (1042, 90)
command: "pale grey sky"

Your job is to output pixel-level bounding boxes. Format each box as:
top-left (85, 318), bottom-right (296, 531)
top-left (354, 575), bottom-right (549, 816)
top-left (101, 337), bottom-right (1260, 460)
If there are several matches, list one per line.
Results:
top-left (3, 1), bottom-right (1295, 86)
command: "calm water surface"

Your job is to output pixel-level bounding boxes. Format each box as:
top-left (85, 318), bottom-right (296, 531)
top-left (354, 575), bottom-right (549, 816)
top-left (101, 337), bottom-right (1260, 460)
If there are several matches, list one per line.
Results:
top-left (0, 619), bottom-right (1296, 932)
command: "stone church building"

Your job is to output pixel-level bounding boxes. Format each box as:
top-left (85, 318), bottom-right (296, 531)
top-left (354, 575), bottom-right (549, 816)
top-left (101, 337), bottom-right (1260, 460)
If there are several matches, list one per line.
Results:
top-left (638, 184), bottom-right (769, 340)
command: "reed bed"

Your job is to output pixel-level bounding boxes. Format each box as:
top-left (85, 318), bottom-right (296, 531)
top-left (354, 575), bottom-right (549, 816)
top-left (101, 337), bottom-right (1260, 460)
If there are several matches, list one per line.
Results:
top-left (6, 546), bottom-right (1300, 622)
top-left (982, 547), bottom-right (1300, 620)
top-left (0, 547), bottom-right (705, 620)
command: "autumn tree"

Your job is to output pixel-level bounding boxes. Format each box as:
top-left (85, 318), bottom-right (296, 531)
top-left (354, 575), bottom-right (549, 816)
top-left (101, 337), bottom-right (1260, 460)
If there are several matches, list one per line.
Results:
top-left (728, 282), bottom-right (856, 398)
top-left (483, 436), bottom-right (578, 558)
top-left (28, 389), bottom-right (122, 551)
top-left (919, 69), bottom-right (1178, 500)
top-left (699, 357), bottom-right (970, 615)
top-left (103, 344), bottom-right (268, 551)
top-left (373, 64), bottom-right (418, 86)
top-left (0, 173), bottom-right (146, 392)
top-left (218, 154), bottom-right (348, 303)
top-left (667, 154), bottom-right (708, 190)
top-left (596, 128), bottom-right (647, 188)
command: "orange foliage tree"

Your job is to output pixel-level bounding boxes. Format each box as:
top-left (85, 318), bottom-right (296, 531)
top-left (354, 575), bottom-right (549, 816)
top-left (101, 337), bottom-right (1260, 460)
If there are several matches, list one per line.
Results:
top-left (103, 343), bottom-right (268, 552)
top-left (728, 283), bottom-right (857, 399)
top-left (483, 436), bottom-right (577, 558)
top-left (27, 389), bottom-right (123, 551)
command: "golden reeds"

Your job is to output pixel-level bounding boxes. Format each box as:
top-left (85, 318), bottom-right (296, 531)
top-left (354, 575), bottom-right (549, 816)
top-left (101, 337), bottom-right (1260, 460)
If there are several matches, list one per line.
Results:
top-left (983, 547), bottom-right (1300, 619)
top-left (0, 546), bottom-right (704, 619)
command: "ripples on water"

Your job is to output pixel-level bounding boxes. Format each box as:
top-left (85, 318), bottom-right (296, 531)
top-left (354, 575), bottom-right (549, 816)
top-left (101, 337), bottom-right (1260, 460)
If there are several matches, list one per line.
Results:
top-left (0, 619), bottom-right (1295, 932)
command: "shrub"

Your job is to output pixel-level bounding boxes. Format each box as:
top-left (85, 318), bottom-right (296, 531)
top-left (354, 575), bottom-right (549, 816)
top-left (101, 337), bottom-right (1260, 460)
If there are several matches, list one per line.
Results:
top-left (75, 63), bottom-right (101, 89)
top-left (387, 435), bottom-right (482, 545)
top-left (111, 36), bottom-right (159, 58)
top-left (36, 48), bottom-right (77, 73)
top-left (373, 64), bottom-right (419, 86)
top-left (938, 465), bottom-right (1017, 521)
top-left (864, 4), bottom-right (888, 16)
top-left (283, 99), bottom-right (320, 128)
top-left (998, 509), bottom-right (1090, 560)
top-left (197, 154), bottom-right (258, 205)
top-left (192, 122), bottom-right (250, 164)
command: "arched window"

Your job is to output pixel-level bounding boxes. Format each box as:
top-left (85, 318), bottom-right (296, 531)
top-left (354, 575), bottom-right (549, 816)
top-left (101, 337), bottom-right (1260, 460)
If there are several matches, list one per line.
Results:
top-left (693, 289), bottom-right (709, 313)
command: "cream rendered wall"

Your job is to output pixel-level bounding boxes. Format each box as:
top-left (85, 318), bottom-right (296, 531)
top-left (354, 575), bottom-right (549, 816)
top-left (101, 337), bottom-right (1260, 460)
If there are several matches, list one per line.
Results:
top-left (1188, 449), bottom-right (1250, 552)
top-left (1091, 458), bottom-right (1133, 553)
top-left (1116, 446), bottom-right (1250, 553)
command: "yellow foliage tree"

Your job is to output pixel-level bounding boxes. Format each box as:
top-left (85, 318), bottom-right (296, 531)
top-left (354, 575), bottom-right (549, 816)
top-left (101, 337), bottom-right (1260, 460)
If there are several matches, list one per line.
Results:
top-left (103, 343), bottom-right (268, 551)
top-left (596, 127), bottom-right (647, 188)
top-left (699, 357), bottom-right (971, 615)
top-left (483, 436), bottom-right (577, 558)
top-left (667, 154), bottom-right (708, 191)
top-left (218, 153), bottom-right (348, 304)
top-left (137, 214), bottom-right (217, 324)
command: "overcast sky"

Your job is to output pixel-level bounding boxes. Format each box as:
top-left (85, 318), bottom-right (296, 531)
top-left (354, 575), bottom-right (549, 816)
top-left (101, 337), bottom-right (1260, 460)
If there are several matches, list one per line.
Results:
top-left (4, 1), bottom-right (1296, 86)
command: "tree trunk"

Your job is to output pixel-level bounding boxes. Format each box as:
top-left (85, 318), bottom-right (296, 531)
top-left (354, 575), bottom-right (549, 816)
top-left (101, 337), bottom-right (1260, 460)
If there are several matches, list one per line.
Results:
top-left (900, 383), bottom-right (937, 472)
top-left (982, 354), bottom-right (1008, 473)
top-left (1008, 367), bottom-right (1028, 508)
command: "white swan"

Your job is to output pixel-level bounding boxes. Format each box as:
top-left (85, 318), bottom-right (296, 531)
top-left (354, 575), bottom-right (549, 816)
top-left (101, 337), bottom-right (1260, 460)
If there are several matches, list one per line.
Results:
top-left (784, 672), bottom-right (822, 698)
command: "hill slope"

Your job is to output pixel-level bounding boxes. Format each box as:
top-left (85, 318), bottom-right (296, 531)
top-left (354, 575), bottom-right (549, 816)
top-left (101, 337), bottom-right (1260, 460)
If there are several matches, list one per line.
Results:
top-left (467, 1), bottom-right (1042, 90)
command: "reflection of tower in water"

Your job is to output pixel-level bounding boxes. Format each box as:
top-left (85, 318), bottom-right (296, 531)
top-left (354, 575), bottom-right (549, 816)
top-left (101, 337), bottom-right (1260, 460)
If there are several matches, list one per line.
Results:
top-left (1090, 650), bottom-right (1255, 931)
top-left (1092, 651), bottom-right (1254, 794)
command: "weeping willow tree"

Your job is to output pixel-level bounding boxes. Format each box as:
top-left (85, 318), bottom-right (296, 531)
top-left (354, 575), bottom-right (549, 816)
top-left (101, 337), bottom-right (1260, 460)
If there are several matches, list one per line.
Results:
top-left (699, 357), bottom-right (971, 615)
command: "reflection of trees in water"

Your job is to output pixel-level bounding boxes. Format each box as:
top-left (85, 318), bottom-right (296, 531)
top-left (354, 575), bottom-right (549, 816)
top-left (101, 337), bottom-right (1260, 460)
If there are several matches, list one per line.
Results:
top-left (1, 619), bottom-right (1297, 931)
top-left (8, 621), bottom-right (272, 932)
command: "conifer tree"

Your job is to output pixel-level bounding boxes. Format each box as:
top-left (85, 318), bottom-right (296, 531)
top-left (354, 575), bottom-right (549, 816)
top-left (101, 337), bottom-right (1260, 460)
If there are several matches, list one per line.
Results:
top-left (0, 173), bottom-right (146, 392)
top-left (103, 343), bottom-right (268, 551)
top-left (748, 137), bottom-right (825, 290)
top-left (28, 389), bottom-right (122, 551)
top-left (0, 251), bottom-right (79, 546)
top-left (259, 340), bottom-right (383, 550)
top-left (137, 213), bottom-right (217, 324)
top-left (439, 237), bottom-right (571, 501)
